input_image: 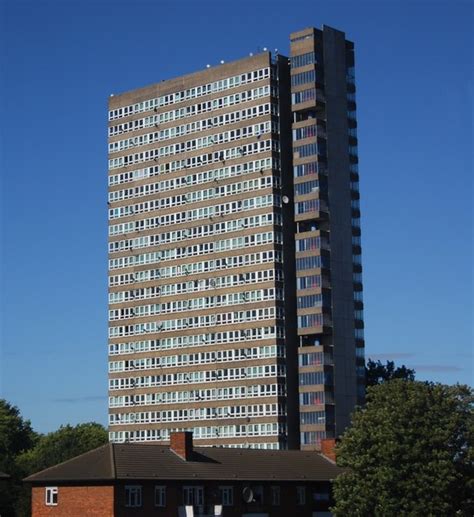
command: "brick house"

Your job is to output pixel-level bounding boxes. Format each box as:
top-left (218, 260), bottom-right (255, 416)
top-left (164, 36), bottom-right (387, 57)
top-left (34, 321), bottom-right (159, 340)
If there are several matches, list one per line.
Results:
top-left (25, 432), bottom-right (340, 516)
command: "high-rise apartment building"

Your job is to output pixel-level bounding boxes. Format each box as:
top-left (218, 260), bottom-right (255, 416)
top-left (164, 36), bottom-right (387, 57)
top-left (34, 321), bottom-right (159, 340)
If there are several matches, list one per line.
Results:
top-left (107, 25), bottom-right (365, 450)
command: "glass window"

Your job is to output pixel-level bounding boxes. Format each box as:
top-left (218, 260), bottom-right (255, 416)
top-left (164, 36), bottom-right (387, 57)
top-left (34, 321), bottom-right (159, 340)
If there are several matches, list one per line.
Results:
top-left (183, 486), bottom-right (204, 505)
top-left (291, 52), bottom-right (316, 68)
top-left (300, 431), bottom-right (327, 446)
top-left (298, 371), bottom-right (331, 386)
top-left (297, 294), bottom-right (322, 309)
top-left (300, 411), bottom-right (326, 425)
top-left (154, 485), bottom-right (166, 507)
top-left (292, 88), bottom-right (317, 105)
top-left (125, 485), bottom-right (142, 507)
top-left (298, 352), bottom-right (323, 366)
top-left (296, 275), bottom-right (321, 290)
top-left (293, 125), bottom-right (318, 141)
top-left (271, 486), bottom-right (281, 505)
top-left (45, 487), bottom-right (58, 506)
top-left (294, 180), bottom-right (319, 195)
top-left (294, 161), bottom-right (319, 177)
top-left (295, 236), bottom-right (320, 251)
top-left (291, 70), bottom-right (316, 87)
top-left (297, 486), bottom-right (306, 505)
top-left (219, 486), bottom-right (233, 506)
top-left (294, 142), bottom-right (319, 158)
top-left (299, 391), bottom-right (325, 405)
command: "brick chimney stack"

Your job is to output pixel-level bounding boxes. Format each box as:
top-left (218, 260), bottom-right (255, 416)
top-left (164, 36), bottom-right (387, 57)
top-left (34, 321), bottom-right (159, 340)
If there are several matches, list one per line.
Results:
top-left (320, 438), bottom-right (337, 462)
top-left (170, 432), bottom-right (193, 461)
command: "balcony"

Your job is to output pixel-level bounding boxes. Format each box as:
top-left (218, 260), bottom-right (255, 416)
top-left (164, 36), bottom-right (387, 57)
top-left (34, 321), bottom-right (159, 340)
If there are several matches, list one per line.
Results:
top-left (295, 198), bottom-right (329, 223)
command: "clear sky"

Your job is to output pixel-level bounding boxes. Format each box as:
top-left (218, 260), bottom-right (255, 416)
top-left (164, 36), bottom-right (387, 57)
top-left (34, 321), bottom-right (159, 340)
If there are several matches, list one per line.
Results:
top-left (0, 0), bottom-right (472, 434)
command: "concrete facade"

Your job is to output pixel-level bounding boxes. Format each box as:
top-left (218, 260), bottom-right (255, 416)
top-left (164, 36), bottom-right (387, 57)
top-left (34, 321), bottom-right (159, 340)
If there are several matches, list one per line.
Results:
top-left (107, 26), bottom-right (364, 450)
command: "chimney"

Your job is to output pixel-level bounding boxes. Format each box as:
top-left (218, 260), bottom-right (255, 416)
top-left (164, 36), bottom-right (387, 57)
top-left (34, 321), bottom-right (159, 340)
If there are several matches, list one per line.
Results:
top-left (170, 432), bottom-right (193, 461)
top-left (321, 438), bottom-right (337, 462)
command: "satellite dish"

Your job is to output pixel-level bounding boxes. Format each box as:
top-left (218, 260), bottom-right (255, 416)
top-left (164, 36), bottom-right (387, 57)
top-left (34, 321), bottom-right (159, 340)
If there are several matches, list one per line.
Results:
top-left (242, 486), bottom-right (254, 503)
top-left (282, 195), bottom-right (290, 204)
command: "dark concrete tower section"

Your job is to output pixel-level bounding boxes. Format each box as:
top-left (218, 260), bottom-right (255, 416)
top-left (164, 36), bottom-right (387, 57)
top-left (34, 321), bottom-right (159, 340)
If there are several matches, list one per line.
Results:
top-left (290, 26), bottom-right (365, 447)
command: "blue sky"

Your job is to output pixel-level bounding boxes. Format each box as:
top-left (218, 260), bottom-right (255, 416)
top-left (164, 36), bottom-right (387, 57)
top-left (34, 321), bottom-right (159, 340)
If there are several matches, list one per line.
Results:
top-left (0, 0), bottom-right (472, 433)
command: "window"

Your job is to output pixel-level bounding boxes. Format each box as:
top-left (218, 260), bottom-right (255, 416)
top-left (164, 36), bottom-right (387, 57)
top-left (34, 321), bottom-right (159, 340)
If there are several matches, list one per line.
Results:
top-left (183, 486), bottom-right (204, 505)
top-left (154, 485), bottom-right (166, 507)
top-left (294, 142), bottom-right (318, 158)
top-left (313, 490), bottom-right (330, 501)
top-left (292, 88), bottom-right (317, 105)
top-left (299, 371), bottom-right (328, 386)
top-left (298, 314), bottom-right (324, 328)
top-left (297, 486), bottom-right (306, 505)
top-left (293, 125), bottom-right (318, 141)
top-left (300, 411), bottom-right (326, 425)
top-left (297, 294), bottom-right (323, 309)
top-left (291, 51), bottom-right (316, 68)
top-left (296, 275), bottom-right (321, 290)
top-left (291, 70), bottom-right (316, 86)
top-left (252, 485), bottom-right (264, 504)
top-left (45, 487), bottom-right (58, 506)
top-left (300, 431), bottom-right (327, 446)
top-left (271, 486), bottom-right (280, 505)
top-left (300, 391), bottom-right (325, 406)
top-left (125, 485), bottom-right (142, 507)
top-left (298, 352), bottom-right (324, 366)
top-left (219, 486), bottom-right (234, 506)
top-left (294, 180), bottom-right (319, 195)
top-left (294, 161), bottom-right (319, 177)
top-left (296, 255), bottom-right (322, 271)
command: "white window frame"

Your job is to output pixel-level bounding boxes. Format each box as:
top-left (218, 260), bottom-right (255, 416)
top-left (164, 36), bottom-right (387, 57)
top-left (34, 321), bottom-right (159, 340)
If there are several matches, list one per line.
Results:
top-left (219, 486), bottom-right (234, 506)
top-left (271, 485), bottom-right (281, 505)
top-left (297, 485), bottom-right (306, 505)
top-left (154, 485), bottom-right (166, 507)
top-left (125, 485), bottom-right (142, 507)
top-left (45, 486), bottom-right (58, 506)
top-left (183, 485), bottom-right (204, 505)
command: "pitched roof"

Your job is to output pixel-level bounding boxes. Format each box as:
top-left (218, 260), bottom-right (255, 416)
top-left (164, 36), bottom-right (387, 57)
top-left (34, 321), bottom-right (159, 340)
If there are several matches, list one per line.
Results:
top-left (0, 471), bottom-right (10, 480)
top-left (24, 443), bottom-right (342, 483)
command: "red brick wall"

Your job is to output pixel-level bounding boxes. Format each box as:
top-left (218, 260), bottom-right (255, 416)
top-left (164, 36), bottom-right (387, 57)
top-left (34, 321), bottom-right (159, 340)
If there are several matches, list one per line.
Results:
top-left (321, 438), bottom-right (337, 462)
top-left (32, 486), bottom-right (114, 517)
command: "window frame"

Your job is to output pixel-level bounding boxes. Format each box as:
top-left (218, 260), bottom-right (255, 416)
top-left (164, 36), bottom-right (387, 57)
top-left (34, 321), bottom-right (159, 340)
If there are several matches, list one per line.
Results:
top-left (297, 485), bottom-right (306, 505)
top-left (154, 485), bottom-right (166, 507)
top-left (271, 485), bottom-right (281, 505)
top-left (183, 485), bottom-right (204, 506)
top-left (125, 485), bottom-right (143, 508)
top-left (45, 486), bottom-right (58, 506)
top-left (219, 485), bottom-right (234, 506)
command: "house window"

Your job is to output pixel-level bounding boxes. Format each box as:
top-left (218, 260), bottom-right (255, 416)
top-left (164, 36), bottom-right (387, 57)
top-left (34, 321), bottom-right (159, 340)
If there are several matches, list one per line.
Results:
top-left (219, 486), bottom-right (233, 506)
top-left (297, 486), bottom-right (306, 505)
top-left (271, 486), bottom-right (280, 505)
top-left (125, 485), bottom-right (142, 507)
top-left (155, 485), bottom-right (166, 507)
top-left (183, 486), bottom-right (204, 505)
top-left (45, 487), bottom-right (58, 506)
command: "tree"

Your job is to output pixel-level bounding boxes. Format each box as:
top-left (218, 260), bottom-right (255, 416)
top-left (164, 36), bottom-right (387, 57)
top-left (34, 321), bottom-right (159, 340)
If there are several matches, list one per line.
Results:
top-left (0, 400), bottom-right (38, 517)
top-left (331, 381), bottom-right (474, 516)
top-left (17, 422), bottom-right (108, 475)
top-left (365, 358), bottom-right (415, 387)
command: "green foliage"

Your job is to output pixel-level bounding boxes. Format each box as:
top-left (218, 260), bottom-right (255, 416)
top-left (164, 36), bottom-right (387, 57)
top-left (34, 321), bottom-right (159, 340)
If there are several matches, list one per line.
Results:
top-left (0, 400), bottom-right (38, 472)
top-left (0, 400), bottom-right (38, 517)
top-left (366, 358), bottom-right (415, 387)
top-left (332, 381), bottom-right (474, 517)
top-left (17, 422), bottom-right (108, 475)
